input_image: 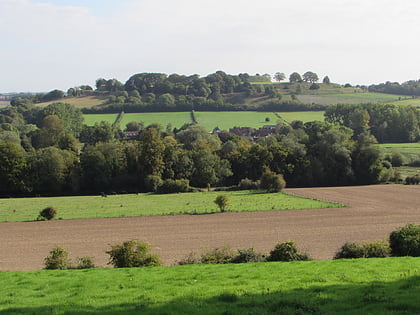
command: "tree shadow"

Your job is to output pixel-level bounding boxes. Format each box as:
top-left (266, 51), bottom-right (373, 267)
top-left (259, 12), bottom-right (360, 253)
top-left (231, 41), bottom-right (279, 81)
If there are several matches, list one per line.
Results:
top-left (1, 275), bottom-right (419, 315)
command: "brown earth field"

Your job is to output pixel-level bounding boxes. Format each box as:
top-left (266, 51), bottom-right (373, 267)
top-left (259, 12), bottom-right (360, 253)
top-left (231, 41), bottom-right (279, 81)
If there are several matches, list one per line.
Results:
top-left (0, 184), bottom-right (419, 271)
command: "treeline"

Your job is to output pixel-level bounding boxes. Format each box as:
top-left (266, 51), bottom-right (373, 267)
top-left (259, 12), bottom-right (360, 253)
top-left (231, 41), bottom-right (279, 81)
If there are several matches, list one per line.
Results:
top-left (325, 103), bottom-right (420, 143)
top-left (0, 100), bottom-right (400, 196)
top-left (369, 80), bottom-right (420, 96)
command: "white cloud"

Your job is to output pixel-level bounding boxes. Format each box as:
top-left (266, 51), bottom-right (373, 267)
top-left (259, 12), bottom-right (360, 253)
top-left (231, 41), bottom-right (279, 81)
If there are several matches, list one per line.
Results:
top-left (0, 0), bottom-right (419, 91)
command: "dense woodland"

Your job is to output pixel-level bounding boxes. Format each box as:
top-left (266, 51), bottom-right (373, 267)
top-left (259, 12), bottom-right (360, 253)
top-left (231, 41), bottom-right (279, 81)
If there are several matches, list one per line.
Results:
top-left (0, 71), bottom-right (419, 196)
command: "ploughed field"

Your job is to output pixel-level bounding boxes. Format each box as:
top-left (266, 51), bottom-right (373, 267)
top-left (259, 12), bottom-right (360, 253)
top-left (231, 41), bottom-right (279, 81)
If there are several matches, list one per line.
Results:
top-left (0, 185), bottom-right (419, 271)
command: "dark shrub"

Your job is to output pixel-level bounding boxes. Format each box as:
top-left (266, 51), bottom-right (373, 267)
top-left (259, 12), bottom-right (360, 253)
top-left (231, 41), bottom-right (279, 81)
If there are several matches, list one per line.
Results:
top-left (260, 170), bottom-right (286, 193)
top-left (144, 175), bottom-right (163, 192)
top-left (334, 242), bottom-right (365, 259)
top-left (107, 240), bottom-right (162, 268)
top-left (363, 241), bottom-right (391, 258)
top-left (157, 179), bottom-right (190, 193)
top-left (389, 223), bottom-right (420, 257)
top-left (405, 174), bottom-right (420, 185)
top-left (177, 252), bottom-right (200, 265)
top-left (214, 195), bottom-right (229, 212)
top-left (200, 246), bottom-right (235, 264)
top-left (44, 247), bottom-right (71, 270)
top-left (38, 207), bottom-right (57, 220)
top-left (231, 248), bottom-right (266, 263)
top-left (238, 178), bottom-right (260, 190)
top-left (76, 256), bottom-right (95, 269)
top-left (268, 241), bottom-right (310, 262)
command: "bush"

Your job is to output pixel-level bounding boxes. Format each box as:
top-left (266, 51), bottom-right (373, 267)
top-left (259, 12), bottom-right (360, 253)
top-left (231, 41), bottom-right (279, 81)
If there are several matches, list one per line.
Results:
top-left (106, 240), bottom-right (162, 268)
top-left (363, 241), bottom-right (391, 258)
top-left (231, 248), bottom-right (266, 263)
top-left (200, 246), bottom-right (235, 264)
top-left (144, 175), bottom-right (163, 192)
top-left (75, 256), bottom-right (95, 269)
top-left (214, 195), bottom-right (229, 212)
top-left (157, 179), bottom-right (190, 193)
top-left (238, 178), bottom-right (260, 190)
top-left (391, 151), bottom-right (406, 167)
top-left (335, 241), bottom-right (391, 259)
top-left (178, 252), bottom-right (200, 265)
top-left (260, 170), bottom-right (286, 193)
top-left (44, 247), bottom-right (71, 270)
top-left (389, 223), bottom-right (420, 257)
top-left (38, 207), bottom-right (57, 221)
top-left (405, 174), bottom-right (420, 185)
top-left (334, 242), bottom-right (365, 259)
top-left (267, 241), bottom-right (310, 262)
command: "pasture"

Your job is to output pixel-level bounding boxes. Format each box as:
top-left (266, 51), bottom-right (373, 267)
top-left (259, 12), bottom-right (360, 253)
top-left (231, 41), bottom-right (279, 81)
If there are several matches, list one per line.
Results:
top-left (83, 111), bottom-right (325, 130)
top-left (0, 190), bottom-right (340, 222)
top-left (0, 258), bottom-right (419, 314)
top-left (297, 92), bottom-right (404, 105)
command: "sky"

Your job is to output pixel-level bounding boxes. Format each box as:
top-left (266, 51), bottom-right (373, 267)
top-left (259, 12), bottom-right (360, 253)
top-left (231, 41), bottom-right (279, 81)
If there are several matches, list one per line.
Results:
top-left (0, 0), bottom-right (419, 92)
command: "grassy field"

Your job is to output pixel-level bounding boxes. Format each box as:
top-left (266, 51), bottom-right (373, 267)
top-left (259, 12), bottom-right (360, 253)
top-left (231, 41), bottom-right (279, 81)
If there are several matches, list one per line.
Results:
top-left (0, 190), bottom-right (341, 222)
top-left (297, 92), bottom-right (404, 105)
top-left (83, 111), bottom-right (325, 129)
top-left (380, 143), bottom-right (420, 161)
top-left (0, 257), bottom-right (418, 314)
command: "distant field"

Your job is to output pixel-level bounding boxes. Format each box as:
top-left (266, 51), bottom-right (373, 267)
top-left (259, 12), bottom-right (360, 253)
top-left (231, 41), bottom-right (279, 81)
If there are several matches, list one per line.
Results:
top-left (379, 143), bottom-right (420, 160)
top-left (83, 111), bottom-right (325, 129)
top-left (0, 258), bottom-right (419, 314)
top-left (0, 100), bottom-right (10, 108)
top-left (298, 92), bottom-right (404, 105)
top-left (37, 95), bottom-right (107, 108)
top-left (0, 190), bottom-right (341, 222)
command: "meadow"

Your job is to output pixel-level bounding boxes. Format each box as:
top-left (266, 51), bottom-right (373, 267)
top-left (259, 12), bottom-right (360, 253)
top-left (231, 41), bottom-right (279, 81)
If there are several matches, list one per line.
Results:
top-left (83, 111), bottom-right (325, 129)
top-left (297, 92), bottom-right (404, 105)
top-left (0, 190), bottom-right (341, 222)
top-left (0, 257), bottom-right (418, 314)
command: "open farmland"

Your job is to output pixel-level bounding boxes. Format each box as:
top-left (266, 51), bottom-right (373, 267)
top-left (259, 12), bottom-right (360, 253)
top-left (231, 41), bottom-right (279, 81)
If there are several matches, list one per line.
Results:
top-left (36, 95), bottom-right (108, 108)
top-left (83, 111), bottom-right (325, 129)
top-left (0, 257), bottom-right (418, 314)
top-left (0, 191), bottom-right (340, 222)
top-left (379, 143), bottom-right (420, 160)
top-left (0, 184), bottom-right (419, 271)
top-left (297, 92), bottom-right (405, 105)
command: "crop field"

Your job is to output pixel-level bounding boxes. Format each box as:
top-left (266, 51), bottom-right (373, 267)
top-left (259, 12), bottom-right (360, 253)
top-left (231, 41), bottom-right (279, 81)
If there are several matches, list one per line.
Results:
top-left (36, 95), bottom-right (108, 108)
top-left (83, 111), bottom-right (325, 129)
top-left (0, 190), bottom-right (340, 222)
top-left (297, 92), bottom-right (404, 105)
top-left (0, 257), bottom-right (419, 314)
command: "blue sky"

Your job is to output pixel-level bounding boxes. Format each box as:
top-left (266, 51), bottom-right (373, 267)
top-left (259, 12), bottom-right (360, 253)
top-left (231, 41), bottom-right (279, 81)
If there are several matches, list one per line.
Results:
top-left (1, 0), bottom-right (419, 92)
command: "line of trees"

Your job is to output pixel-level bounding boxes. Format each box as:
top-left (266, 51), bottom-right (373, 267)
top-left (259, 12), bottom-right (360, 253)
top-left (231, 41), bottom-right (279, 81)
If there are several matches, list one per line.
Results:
top-left (0, 100), bottom-right (396, 196)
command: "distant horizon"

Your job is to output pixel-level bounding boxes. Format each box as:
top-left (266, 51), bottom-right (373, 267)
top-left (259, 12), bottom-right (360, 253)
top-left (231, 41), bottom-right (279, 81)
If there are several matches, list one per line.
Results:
top-left (1, 0), bottom-right (419, 92)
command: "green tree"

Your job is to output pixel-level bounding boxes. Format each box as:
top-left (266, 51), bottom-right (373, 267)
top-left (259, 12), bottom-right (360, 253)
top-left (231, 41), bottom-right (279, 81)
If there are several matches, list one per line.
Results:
top-left (289, 72), bottom-right (302, 83)
top-left (302, 71), bottom-right (319, 83)
top-left (40, 102), bottom-right (84, 137)
top-left (322, 76), bottom-right (331, 84)
top-left (259, 169), bottom-right (286, 192)
top-left (214, 195), bottom-right (229, 212)
top-left (274, 72), bottom-right (285, 82)
top-left (0, 141), bottom-right (28, 194)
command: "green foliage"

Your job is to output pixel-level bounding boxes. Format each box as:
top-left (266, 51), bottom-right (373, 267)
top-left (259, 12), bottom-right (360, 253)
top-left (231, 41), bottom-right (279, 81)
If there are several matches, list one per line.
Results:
top-left (106, 240), bottom-right (162, 268)
top-left (267, 241), bottom-right (310, 262)
top-left (177, 252), bottom-right (201, 265)
top-left (214, 195), bottom-right (229, 212)
top-left (334, 242), bottom-right (365, 259)
top-left (75, 256), bottom-right (95, 269)
top-left (157, 179), bottom-right (190, 194)
top-left (389, 223), bottom-right (420, 257)
top-left (238, 178), bottom-right (260, 190)
top-left (259, 170), bottom-right (286, 192)
top-left (44, 247), bottom-right (71, 270)
top-left (144, 175), bottom-right (163, 193)
top-left (334, 241), bottom-right (391, 259)
top-left (405, 174), bottom-right (420, 185)
top-left (200, 246), bottom-right (235, 264)
top-left (230, 248), bottom-right (266, 263)
top-left (38, 207), bottom-right (57, 221)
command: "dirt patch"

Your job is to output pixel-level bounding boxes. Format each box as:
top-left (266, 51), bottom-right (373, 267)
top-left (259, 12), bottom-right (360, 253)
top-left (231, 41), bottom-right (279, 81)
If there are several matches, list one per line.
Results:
top-left (0, 185), bottom-right (419, 271)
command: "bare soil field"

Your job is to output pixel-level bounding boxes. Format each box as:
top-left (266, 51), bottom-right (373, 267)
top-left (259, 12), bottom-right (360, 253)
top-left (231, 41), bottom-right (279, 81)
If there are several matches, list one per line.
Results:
top-left (0, 185), bottom-right (419, 271)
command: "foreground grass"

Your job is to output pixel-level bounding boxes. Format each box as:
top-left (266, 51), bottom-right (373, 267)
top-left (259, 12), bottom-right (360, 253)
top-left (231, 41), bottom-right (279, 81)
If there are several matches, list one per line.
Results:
top-left (0, 190), bottom-right (341, 222)
top-left (0, 258), bottom-right (419, 314)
